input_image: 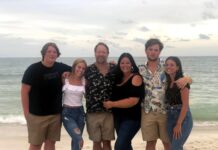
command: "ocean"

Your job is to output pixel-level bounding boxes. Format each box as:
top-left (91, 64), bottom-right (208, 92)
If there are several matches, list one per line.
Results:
top-left (0, 57), bottom-right (218, 126)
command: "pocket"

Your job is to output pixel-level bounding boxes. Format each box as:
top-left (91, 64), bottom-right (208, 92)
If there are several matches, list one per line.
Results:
top-left (61, 108), bottom-right (69, 120)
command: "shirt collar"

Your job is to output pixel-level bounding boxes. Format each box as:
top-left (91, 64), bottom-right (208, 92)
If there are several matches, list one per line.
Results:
top-left (145, 59), bottom-right (163, 72)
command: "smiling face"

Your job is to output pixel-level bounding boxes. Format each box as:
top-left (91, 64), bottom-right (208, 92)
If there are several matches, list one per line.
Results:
top-left (95, 45), bottom-right (109, 64)
top-left (145, 44), bottom-right (161, 61)
top-left (119, 56), bottom-right (132, 74)
top-left (165, 59), bottom-right (179, 76)
top-left (74, 62), bottom-right (86, 78)
top-left (43, 46), bottom-right (58, 64)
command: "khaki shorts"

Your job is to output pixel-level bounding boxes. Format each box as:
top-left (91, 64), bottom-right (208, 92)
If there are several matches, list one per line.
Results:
top-left (86, 112), bottom-right (115, 142)
top-left (27, 113), bottom-right (61, 145)
top-left (141, 109), bottom-right (169, 143)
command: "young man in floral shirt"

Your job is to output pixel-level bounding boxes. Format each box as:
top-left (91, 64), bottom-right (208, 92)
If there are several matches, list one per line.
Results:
top-left (139, 38), bottom-right (192, 150)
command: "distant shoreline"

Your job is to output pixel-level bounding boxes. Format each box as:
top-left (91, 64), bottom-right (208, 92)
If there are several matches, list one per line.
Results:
top-left (0, 56), bottom-right (218, 58)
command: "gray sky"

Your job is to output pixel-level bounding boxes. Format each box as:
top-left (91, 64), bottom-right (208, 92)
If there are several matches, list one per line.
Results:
top-left (0, 0), bottom-right (217, 57)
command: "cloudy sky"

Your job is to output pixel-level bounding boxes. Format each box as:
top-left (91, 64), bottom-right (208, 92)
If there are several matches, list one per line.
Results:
top-left (0, 0), bottom-right (217, 57)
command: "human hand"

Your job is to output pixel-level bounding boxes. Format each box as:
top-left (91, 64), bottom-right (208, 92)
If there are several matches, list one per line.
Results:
top-left (173, 123), bottom-right (182, 139)
top-left (62, 71), bottom-right (70, 79)
top-left (175, 77), bottom-right (187, 89)
top-left (109, 60), bottom-right (116, 65)
top-left (103, 100), bottom-right (113, 109)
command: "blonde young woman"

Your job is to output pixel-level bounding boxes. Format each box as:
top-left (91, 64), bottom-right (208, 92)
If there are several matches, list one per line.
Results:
top-left (62, 58), bottom-right (87, 150)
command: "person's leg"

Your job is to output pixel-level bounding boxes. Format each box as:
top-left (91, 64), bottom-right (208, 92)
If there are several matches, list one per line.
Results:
top-left (62, 108), bottom-right (83, 150)
top-left (45, 114), bottom-right (61, 150)
top-left (93, 141), bottom-right (103, 150)
top-left (166, 109), bottom-right (177, 150)
top-left (77, 107), bottom-right (85, 134)
top-left (27, 114), bottom-right (48, 150)
top-left (141, 110), bottom-right (159, 150)
top-left (102, 112), bottom-right (114, 150)
top-left (171, 110), bottom-right (193, 150)
top-left (162, 141), bottom-right (170, 150)
top-left (146, 140), bottom-right (157, 150)
top-left (86, 113), bottom-right (103, 150)
top-left (115, 118), bottom-right (140, 150)
top-left (158, 113), bottom-right (170, 150)
top-left (102, 140), bottom-right (111, 150)
top-left (44, 140), bottom-right (55, 150)
top-left (77, 107), bottom-right (85, 149)
top-left (29, 144), bottom-right (42, 150)
top-left (166, 110), bottom-right (174, 142)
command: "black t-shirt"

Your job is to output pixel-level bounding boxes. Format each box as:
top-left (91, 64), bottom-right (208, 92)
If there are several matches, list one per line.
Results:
top-left (111, 74), bottom-right (145, 120)
top-left (22, 61), bottom-right (71, 115)
top-left (165, 83), bottom-right (190, 106)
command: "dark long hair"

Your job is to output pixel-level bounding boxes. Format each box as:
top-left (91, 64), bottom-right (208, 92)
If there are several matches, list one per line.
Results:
top-left (165, 56), bottom-right (184, 87)
top-left (112, 52), bottom-right (140, 84)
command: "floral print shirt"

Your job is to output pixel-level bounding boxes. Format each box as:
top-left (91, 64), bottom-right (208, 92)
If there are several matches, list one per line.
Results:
top-left (139, 61), bottom-right (167, 114)
top-left (85, 63), bottom-right (116, 113)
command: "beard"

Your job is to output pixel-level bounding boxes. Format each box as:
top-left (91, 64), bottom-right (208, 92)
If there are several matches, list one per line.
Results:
top-left (147, 57), bottom-right (159, 62)
top-left (96, 56), bottom-right (107, 64)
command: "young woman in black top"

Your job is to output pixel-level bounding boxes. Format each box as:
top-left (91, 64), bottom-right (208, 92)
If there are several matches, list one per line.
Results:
top-left (165, 56), bottom-right (193, 150)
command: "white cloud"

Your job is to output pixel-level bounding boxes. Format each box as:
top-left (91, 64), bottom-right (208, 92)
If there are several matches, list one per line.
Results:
top-left (0, 0), bottom-right (217, 57)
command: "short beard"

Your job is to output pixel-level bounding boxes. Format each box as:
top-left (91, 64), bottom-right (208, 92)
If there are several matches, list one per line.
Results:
top-left (96, 57), bottom-right (107, 64)
top-left (147, 57), bottom-right (159, 62)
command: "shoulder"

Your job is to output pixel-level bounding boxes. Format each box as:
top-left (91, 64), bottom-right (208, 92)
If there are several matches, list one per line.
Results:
top-left (25, 62), bottom-right (41, 72)
top-left (55, 62), bottom-right (71, 71)
top-left (138, 64), bottom-right (147, 74)
top-left (181, 83), bottom-right (190, 90)
top-left (132, 74), bottom-right (143, 86)
top-left (87, 63), bottom-right (95, 69)
top-left (30, 61), bottom-right (41, 67)
top-left (85, 64), bottom-right (95, 78)
top-left (56, 62), bottom-right (70, 67)
top-left (138, 64), bottom-right (146, 70)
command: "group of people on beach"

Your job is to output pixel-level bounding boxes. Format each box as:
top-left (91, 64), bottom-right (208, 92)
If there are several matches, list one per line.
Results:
top-left (21, 38), bottom-right (193, 150)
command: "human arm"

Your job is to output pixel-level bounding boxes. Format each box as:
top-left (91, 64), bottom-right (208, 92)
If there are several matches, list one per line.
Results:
top-left (173, 87), bottom-right (190, 139)
top-left (103, 74), bottom-right (142, 109)
top-left (175, 76), bottom-right (192, 89)
top-left (103, 97), bottom-right (139, 109)
top-left (62, 71), bottom-right (70, 83)
top-left (21, 83), bottom-right (31, 119)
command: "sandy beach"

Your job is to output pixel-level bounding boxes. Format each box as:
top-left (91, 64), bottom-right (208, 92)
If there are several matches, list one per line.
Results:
top-left (1, 123), bottom-right (218, 150)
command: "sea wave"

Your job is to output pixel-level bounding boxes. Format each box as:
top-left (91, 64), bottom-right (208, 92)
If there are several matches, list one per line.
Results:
top-left (1, 115), bottom-right (218, 127)
top-left (0, 115), bottom-right (26, 125)
top-left (193, 121), bottom-right (218, 127)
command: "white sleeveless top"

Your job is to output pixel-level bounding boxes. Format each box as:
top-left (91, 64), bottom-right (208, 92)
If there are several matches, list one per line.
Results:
top-left (62, 78), bottom-right (85, 106)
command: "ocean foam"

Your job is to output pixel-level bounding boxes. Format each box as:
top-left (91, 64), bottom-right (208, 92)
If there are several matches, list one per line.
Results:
top-left (0, 115), bottom-right (26, 125)
top-left (194, 121), bottom-right (218, 127)
top-left (1, 115), bottom-right (218, 127)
